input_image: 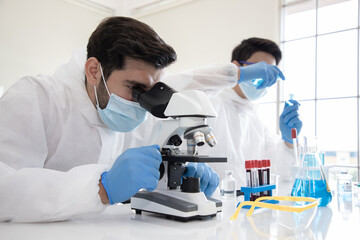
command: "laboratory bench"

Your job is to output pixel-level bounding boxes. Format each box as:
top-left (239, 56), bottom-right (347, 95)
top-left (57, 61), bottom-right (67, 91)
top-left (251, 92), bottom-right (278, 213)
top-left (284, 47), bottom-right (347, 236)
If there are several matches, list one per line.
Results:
top-left (1, 191), bottom-right (359, 240)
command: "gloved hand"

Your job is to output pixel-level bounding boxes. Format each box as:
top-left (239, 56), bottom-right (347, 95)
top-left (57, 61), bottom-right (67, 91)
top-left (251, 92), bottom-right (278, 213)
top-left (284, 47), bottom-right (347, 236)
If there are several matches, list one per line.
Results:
top-left (101, 145), bottom-right (162, 204)
top-left (238, 61), bottom-right (285, 89)
top-left (280, 99), bottom-right (303, 144)
top-left (183, 162), bottom-right (219, 197)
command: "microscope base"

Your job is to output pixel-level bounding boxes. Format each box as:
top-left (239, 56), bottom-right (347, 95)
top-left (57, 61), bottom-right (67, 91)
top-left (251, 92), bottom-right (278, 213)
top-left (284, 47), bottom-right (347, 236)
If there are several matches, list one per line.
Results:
top-left (134, 209), bottom-right (217, 222)
top-left (131, 190), bottom-right (222, 221)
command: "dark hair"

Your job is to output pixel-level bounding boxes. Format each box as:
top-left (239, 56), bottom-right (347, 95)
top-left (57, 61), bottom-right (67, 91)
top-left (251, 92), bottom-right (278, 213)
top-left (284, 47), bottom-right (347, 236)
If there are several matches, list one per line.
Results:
top-left (231, 37), bottom-right (282, 65)
top-left (87, 17), bottom-right (177, 79)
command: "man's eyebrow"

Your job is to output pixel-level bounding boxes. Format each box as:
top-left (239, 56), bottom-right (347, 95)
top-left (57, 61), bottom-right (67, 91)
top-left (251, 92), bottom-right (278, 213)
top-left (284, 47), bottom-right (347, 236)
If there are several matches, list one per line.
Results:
top-left (124, 80), bottom-right (147, 88)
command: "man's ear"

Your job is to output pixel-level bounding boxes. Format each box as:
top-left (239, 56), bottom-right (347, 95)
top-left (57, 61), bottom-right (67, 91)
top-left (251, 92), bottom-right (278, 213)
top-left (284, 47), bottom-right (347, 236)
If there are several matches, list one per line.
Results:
top-left (232, 60), bottom-right (240, 67)
top-left (85, 57), bottom-right (101, 86)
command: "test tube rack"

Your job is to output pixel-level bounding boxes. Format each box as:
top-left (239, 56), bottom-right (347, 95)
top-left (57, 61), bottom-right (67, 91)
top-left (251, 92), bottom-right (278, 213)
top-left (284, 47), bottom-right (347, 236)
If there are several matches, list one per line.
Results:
top-left (238, 184), bottom-right (279, 209)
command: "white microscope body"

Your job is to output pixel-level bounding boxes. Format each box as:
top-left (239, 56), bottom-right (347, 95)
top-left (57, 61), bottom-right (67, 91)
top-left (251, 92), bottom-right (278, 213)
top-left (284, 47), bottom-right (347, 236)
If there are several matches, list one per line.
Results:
top-left (130, 83), bottom-right (226, 221)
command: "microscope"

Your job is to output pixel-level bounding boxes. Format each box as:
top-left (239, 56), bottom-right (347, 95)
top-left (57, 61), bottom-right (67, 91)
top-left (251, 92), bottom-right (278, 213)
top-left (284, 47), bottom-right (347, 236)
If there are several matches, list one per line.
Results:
top-left (130, 82), bottom-right (226, 221)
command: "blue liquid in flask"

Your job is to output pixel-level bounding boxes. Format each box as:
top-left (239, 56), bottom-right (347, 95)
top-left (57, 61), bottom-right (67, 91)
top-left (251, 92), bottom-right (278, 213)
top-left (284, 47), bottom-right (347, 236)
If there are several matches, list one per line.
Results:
top-left (291, 178), bottom-right (332, 207)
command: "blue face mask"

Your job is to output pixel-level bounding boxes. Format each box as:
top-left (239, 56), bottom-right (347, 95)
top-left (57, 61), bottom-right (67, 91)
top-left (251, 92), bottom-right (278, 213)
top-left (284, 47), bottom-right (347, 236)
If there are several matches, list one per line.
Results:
top-left (94, 65), bottom-right (148, 132)
top-left (239, 79), bottom-right (267, 101)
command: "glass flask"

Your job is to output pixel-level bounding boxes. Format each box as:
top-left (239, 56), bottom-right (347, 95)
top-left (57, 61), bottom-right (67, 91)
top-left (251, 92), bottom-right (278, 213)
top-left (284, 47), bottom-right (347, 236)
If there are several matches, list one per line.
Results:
top-left (291, 137), bottom-right (332, 207)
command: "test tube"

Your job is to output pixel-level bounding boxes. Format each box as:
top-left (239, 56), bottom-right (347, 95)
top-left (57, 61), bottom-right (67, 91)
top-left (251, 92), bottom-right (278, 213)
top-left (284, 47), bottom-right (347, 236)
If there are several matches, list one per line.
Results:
top-left (253, 160), bottom-right (260, 200)
top-left (264, 159), bottom-right (271, 196)
top-left (252, 78), bottom-right (264, 87)
top-left (245, 160), bottom-right (253, 200)
top-left (291, 128), bottom-right (299, 166)
top-left (286, 93), bottom-right (294, 106)
top-left (257, 160), bottom-right (264, 196)
top-left (245, 160), bottom-right (252, 187)
top-left (262, 160), bottom-right (268, 185)
top-left (250, 160), bottom-right (257, 201)
top-left (268, 160), bottom-right (271, 192)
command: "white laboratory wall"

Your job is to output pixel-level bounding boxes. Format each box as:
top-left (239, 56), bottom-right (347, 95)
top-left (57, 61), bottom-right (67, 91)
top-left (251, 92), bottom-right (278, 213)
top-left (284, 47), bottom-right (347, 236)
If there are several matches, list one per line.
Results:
top-left (0, 0), bottom-right (281, 90)
top-left (135, 0), bottom-right (281, 73)
top-left (0, 0), bottom-right (113, 92)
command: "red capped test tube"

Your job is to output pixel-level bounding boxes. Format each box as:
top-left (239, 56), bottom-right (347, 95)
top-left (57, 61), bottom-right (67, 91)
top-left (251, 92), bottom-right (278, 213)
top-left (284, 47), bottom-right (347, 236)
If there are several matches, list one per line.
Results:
top-left (252, 160), bottom-right (260, 200)
top-left (263, 159), bottom-right (271, 196)
top-left (245, 160), bottom-right (253, 200)
top-left (257, 160), bottom-right (264, 196)
top-left (245, 160), bottom-right (252, 187)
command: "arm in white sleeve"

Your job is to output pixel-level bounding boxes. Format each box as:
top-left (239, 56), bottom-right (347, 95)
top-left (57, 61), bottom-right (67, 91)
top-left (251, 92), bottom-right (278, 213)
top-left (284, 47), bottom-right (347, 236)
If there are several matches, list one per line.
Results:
top-left (163, 63), bottom-right (239, 98)
top-left (0, 78), bottom-right (107, 222)
top-left (0, 164), bottom-right (107, 222)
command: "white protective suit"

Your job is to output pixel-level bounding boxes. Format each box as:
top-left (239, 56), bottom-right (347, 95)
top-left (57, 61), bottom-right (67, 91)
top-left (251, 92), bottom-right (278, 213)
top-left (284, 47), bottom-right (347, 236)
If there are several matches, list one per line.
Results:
top-left (0, 48), bottom-right (124, 222)
top-left (124, 64), bottom-right (296, 189)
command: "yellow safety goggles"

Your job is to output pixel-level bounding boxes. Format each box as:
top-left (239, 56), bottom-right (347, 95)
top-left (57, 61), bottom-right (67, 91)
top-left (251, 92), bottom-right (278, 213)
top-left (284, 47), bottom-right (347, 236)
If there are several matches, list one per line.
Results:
top-left (231, 196), bottom-right (318, 220)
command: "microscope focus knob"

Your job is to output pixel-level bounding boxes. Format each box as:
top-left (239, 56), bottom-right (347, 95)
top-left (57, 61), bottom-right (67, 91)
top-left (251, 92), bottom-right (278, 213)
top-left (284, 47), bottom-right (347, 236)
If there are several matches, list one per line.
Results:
top-left (181, 177), bottom-right (200, 193)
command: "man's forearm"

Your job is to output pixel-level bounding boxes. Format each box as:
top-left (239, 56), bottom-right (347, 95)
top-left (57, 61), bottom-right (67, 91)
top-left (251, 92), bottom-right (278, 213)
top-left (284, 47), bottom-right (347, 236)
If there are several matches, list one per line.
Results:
top-left (98, 178), bottom-right (109, 205)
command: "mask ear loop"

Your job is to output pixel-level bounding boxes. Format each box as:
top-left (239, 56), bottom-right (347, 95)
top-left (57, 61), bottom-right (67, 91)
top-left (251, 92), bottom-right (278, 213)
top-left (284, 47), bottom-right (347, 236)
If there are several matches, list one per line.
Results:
top-left (99, 63), bottom-right (111, 97)
top-left (94, 85), bottom-right (100, 108)
top-left (94, 63), bottom-right (111, 108)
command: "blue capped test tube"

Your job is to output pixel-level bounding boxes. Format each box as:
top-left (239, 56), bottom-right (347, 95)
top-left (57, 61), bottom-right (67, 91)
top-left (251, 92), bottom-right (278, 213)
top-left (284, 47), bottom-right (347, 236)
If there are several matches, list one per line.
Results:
top-left (286, 93), bottom-right (294, 106)
top-left (252, 78), bottom-right (264, 87)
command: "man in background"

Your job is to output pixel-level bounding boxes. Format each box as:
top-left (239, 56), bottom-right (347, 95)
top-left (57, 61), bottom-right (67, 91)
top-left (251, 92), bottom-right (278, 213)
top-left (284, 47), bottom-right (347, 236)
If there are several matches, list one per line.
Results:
top-left (157, 37), bottom-right (302, 190)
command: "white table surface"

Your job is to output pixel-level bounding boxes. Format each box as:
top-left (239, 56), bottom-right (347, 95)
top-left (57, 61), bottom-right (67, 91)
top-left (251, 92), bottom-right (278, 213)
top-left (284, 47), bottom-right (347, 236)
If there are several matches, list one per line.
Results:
top-left (1, 192), bottom-right (359, 240)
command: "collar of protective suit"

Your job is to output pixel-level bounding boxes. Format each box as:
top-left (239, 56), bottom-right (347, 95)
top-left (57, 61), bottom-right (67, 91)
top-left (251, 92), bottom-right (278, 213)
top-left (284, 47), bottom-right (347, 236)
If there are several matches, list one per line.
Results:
top-left (53, 47), bottom-right (106, 128)
top-left (218, 88), bottom-right (257, 113)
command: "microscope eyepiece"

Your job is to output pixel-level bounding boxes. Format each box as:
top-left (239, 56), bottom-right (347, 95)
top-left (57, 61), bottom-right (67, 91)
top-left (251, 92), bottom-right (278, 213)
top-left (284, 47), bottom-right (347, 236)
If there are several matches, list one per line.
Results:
top-left (131, 86), bottom-right (145, 103)
top-left (131, 82), bottom-right (176, 118)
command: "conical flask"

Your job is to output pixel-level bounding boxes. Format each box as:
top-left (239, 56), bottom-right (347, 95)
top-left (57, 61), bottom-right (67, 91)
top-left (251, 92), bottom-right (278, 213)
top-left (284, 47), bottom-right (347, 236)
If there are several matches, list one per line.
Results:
top-left (291, 137), bottom-right (332, 207)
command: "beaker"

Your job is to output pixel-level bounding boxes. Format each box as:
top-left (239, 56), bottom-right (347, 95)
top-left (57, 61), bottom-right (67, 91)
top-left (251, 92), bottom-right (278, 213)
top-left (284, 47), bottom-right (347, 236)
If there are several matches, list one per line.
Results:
top-left (337, 171), bottom-right (352, 195)
top-left (291, 137), bottom-right (332, 207)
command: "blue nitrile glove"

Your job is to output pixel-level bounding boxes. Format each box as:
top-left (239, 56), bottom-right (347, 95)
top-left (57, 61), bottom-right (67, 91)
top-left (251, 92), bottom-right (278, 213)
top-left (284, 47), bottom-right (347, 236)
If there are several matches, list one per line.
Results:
top-left (280, 99), bottom-right (303, 144)
top-left (239, 61), bottom-right (285, 89)
top-left (101, 145), bottom-right (162, 204)
top-left (183, 162), bottom-right (219, 197)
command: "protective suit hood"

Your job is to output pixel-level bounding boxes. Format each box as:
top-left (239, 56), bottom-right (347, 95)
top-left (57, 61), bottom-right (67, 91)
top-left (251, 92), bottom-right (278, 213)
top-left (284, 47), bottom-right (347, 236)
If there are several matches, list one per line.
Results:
top-left (53, 47), bottom-right (106, 128)
top-left (218, 88), bottom-right (256, 114)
